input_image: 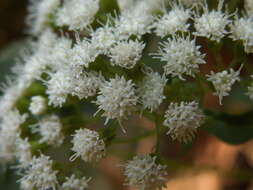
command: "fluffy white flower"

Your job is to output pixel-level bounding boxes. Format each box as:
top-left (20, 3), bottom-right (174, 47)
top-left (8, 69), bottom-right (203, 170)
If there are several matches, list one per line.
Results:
top-left (230, 16), bottom-right (253, 53)
top-left (29, 96), bottom-right (47, 115)
top-left (206, 65), bottom-right (243, 105)
top-left (154, 35), bottom-right (206, 80)
top-left (71, 71), bottom-right (104, 100)
top-left (19, 154), bottom-right (58, 190)
top-left (108, 40), bottom-right (145, 69)
top-left (163, 101), bottom-right (204, 143)
top-left (62, 175), bottom-right (91, 190)
top-left (56, 0), bottom-right (99, 30)
top-left (70, 38), bottom-right (98, 68)
top-left (95, 75), bottom-right (138, 125)
top-left (245, 0), bottom-right (253, 16)
top-left (194, 0), bottom-right (231, 42)
top-left (90, 24), bottom-right (118, 54)
top-left (70, 128), bottom-right (106, 162)
top-left (45, 70), bottom-right (73, 107)
top-left (27, 0), bottom-right (60, 34)
top-left (138, 68), bottom-right (167, 112)
top-left (153, 4), bottom-right (191, 37)
top-left (123, 154), bottom-right (167, 190)
top-left (32, 115), bottom-right (64, 146)
top-left (15, 137), bottom-right (32, 168)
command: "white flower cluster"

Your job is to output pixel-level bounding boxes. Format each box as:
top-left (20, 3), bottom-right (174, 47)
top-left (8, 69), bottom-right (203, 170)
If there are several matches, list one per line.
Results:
top-left (163, 101), bottom-right (204, 143)
top-left (230, 16), bottom-right (253, 53)
top-left (155, 35), bottom-right (206, 80)
top-left (62, 175), bottom-right (91, 190)
top-left (31, 115), bottom-right (64, 146)
top-left (71, 128), bottom-right (106, 162)
top-left (138, 68), bottom-right (167, 112)
top-left (123, 154), bottom-right (167, 190)
top-left (95, 75), bottom-right (138, 125)
top-left (19, 154), bottom-right (58, 190)
top-left (29, 96), bottom-right (47, 115)
top-left (206, 66), bottom-right (242, 105)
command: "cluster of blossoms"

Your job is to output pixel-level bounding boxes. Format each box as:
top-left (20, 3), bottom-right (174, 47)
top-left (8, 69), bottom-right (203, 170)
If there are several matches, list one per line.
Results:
top-left (0, 0), bottom-right (252, 190)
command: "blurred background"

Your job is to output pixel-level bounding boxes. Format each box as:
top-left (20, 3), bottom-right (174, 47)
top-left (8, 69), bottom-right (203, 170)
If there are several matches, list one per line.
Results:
top-left (0, 0), bottom-right (253, 190)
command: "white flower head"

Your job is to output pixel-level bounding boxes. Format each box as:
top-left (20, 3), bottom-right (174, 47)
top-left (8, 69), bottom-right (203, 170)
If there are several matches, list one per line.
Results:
top-left (29, 96), bottom-right (47, 115)
top-left (230, 16), bottom-right (253, 53)
top-left (27, 0), bottom-right (60, 34)
top-left (109, 40), bottom-right (145, 69)
top-left (154, 35), bottom-right (205, 80)
top-left (62, 174), bottom-right (91, 190)
top-left (194, 0), bottom-right (232, 42)
top-left (45, 70), bottom-right (73, 107)
top-left (56, 0), bottom-right (99, 30)
top-left (163, 101), bottom-right (204, 143)
top-left (95, 75), bottom-right (138, 125)
top-left (19, 154), bottom-right (58, 190)
top-left (15, 137), bottom-right (32, 168)
top-left (138, 68), bottom-right (167, 112)
top-left (70, 38), bottom-right (98, 68)
top-left (32, 115), bottom-right (64, 146)
top-left (206, 65), bottom-right (243, 105)
top-left (71, 71), bottom-right (104, 100)
top-left (70, 128), bottom-right (106, 162)
top-left (90, 23), bottom-right (118, 54)
top-left (123, 154), bottom-right (167, 190)
top-left (245, 0), bottom-right (253, 16)
top-left (153, 3), bottom-right (191, 37)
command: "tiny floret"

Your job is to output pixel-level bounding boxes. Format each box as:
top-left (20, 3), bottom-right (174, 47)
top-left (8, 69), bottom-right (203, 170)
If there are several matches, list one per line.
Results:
top-left (70, 128), bottom-right (106, 162)
top-left (95, 75), bottom-right (138, 125)
top-left (153, 4), bottom-right (190, 37)
top-left (138, 68), bottom-right (167, 112)
top-left (206, 66), bottom-right (242, 105)
top-left (154, 35), bottom-right (205, 80)
top-left (123, 154), bottom-right (167, 190)
top-left (109, 40), bottom-right (145, 69)
top-left (194, 0), bottom-right (231, 42)
top-left (29, 96), bottom-right (47, 115)
top-left (15, 137), bottom-right (32, 168)
top-left (19, 154), bottom-right (58, 190)
top-left (163, 101), bottom-right (204, 143)
top-left (55, 0), bottom-right (99, 30)
top-left (62, 174), bottom-right (91, 190)
top-left (32, 115), bottom-right (64, 146)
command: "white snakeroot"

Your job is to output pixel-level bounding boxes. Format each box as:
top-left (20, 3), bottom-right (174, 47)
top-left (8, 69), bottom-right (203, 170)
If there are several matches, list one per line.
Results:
top-left (62, 175), bottom-right (91, 190)
top-left (245, 0), bottom-right (253, 16)
top-left (56, 0), bottom-right (99, 30)
top-left (155, 35), bottom-right (206, 80)
top-left (71, 71), bottom-right (104, 100)
top-left (32, 115), bottom-right (64, 146)
top-left (90, 24), bottom-right (118, 54)
top-left (123, 155), bottom-right (167, 190)
top-left (19, 154), bottom-right (58, 190)
top-left (15, 137), bottom-right (32, 168)
top-left (153, 4), bottom-right (191, 37)
top-left (95, 75), bottom-right (138, 125)
top-left (206, 65), bottom-right (243, 105)
top-left (109, 40), bottom-right (145, 69)
top-left (230, 16), bottom-right (253, 53)
top-left (29, 96), bottom-right (47, 115)
top-left (163, 101), bottom-right (204, 143)
top-left (70, 38), bottom-right (98, 68)
top-left (138, 69), bottom-right (167, 112)
top-left (27, 0), bottom-right (60, 34)
top-left (70, 128), bottom-right (106, 162)
top-left (194, 0), bottom-right (231, 42)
